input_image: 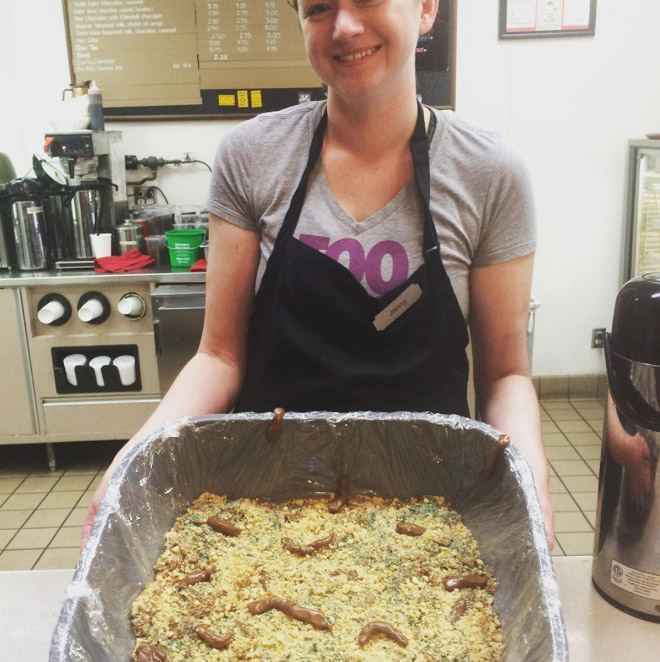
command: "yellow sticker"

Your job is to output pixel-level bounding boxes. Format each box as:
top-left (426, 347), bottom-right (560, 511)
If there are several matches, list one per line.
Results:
top-left (218, 94), bottom-right (235, 106)
top-left (250, 90), bottom-right (263, 108)
top-left (237, 90), bottom-right (249, 108)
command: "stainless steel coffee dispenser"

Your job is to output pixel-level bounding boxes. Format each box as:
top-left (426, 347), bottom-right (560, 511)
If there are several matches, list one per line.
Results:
top-left (3, 178), bottom-right (50, 271)
top-left (70, 186), bottom-right (103, 259)
top-left (593, 273), bottom-right (660, 622)
top-left (11, 199), bottom-right (50, 270)
top-left (0, 152), bottom-right (17, 269)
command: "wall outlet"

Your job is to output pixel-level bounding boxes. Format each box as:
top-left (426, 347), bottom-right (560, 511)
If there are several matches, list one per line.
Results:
top-left (592, 328), bottom-right (606, 348)
top-left (132, 187), bottom-right (155, 205)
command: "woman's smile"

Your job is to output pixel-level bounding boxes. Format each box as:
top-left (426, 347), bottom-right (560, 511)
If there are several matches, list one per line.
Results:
top-left (333, 45), bottom-right (381, 62)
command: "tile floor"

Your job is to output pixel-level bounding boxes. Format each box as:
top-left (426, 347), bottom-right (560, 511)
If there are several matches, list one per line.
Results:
top-left (0, 397), bottom-right (606, 570)
top-left (0, 440), bottom-right (122, 571)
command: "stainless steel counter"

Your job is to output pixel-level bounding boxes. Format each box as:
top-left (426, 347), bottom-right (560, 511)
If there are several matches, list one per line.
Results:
top-left (1, 557), bottom-right (658, 661)
top-left (0, 266), bottom-right (205, 287)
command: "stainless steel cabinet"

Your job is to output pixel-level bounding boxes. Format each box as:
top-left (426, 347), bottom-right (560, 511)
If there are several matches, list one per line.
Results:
top-left (151, 284), bottom-right (206, 395)
top-left (0, 288), bottom-right (38, 436)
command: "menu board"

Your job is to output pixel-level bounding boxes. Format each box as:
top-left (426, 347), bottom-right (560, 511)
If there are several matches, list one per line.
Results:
top-left (63, 0), bottom-right (456, 118)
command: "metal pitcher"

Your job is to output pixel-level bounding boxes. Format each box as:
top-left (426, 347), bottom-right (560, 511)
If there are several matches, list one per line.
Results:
top-left (11, 199), bottom-right (49, 270)
top-left (70, 188), bottom-right (101, 259)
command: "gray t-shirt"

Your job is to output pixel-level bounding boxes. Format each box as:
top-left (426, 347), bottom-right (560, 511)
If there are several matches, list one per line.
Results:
top-left (207, 102), bottom-right (536, 319)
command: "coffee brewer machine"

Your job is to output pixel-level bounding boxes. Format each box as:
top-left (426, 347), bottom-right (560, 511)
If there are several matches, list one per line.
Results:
top-left (43, 130), bottom-right (127, 262)
top-left (593, 273), bottom-right (660, 621)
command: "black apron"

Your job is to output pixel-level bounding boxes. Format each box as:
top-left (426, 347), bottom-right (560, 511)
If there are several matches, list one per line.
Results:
top-left (235, 104), bottom-right (470, 416)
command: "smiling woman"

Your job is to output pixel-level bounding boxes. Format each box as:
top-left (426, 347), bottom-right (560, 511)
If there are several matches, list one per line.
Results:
top-left (295, 0), bottom-right (434, 104)
top-left (85, 0), bottom-right (554, 579)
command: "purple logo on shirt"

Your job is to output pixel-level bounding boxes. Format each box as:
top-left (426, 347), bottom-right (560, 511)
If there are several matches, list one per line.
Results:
top-left (299, 234), bottom-right (409, 295)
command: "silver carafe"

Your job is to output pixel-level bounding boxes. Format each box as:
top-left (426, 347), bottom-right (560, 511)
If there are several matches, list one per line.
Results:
top-left (0, 154), bottom-right (17, 269)
top-left (71, 188), bottom-right (101, 259)
top-left (593, 273), bottom-right (660, 621)
top-left (43, 194), bottom-right (75, 261)
top-left (11, 199), bottom-right (49, 270)
top-left (0, 197), bottom-right (15, 269)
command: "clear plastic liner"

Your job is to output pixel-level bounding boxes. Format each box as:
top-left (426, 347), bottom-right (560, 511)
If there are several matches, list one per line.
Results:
top-left (50, 412), bottom-right (568, 661)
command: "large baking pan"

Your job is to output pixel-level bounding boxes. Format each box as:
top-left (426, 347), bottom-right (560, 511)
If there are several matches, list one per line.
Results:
top-left (50, 412), bottom-right (567, 661)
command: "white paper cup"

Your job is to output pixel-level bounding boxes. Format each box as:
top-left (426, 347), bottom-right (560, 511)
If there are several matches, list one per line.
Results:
top-left (117, 295), bottom-right (145, 317)
top-left (90, 233), bottom-right (112, 258)
top-left (113, 354), bottom-right (136, 386)
top-left (89, 355), bottom-right (111, 387)
top-left (63, 353), bottom-right (87, 386)
top-left (37, 300), bottom-right (65, 325)
top-left (78, 298), bottom-right (104, 322)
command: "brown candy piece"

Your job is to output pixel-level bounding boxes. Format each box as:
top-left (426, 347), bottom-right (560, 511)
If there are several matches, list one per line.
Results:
top-left (396, 521), bottom-right (426, 536)
top-left (175, 568), bottom-right (212, 590)
top-left (443, 574), bottom-right (489, 591)
top-left (135, 644), bottom-right (168, 662)
top-left (207, 516), bottom-right (242, 536)
top-left (480, 434), bottom-right (511, 479)
top-left (358, 621), bottom-right (408, 648)
top-left (328, 476), bottom-right (350, 513)
top-left (266, 407), bottom-right (286, 443)
top-left (248, 596), bottom-right (332, 631)
top-left (194, 625), bottom-right (234, 650)
top-left (281, 532), bottom-right (335, 556)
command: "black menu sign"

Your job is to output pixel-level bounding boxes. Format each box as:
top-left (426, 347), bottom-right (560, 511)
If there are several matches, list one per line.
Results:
top-left (63, 0), bottom-right (455, 118)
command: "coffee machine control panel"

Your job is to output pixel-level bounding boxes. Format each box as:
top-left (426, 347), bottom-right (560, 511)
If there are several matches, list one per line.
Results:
top-left (44, 133), bottom-right (95, 159)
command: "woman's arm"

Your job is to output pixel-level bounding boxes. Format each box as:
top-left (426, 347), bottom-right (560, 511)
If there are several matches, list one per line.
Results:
top-left (469, 253), bottom-right (554, 548)
top-left (82, 214), bottom-right (260, 546)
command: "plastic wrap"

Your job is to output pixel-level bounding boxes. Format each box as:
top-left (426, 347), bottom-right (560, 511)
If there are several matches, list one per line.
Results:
top-left (50, 412), bottom-right (567, 661)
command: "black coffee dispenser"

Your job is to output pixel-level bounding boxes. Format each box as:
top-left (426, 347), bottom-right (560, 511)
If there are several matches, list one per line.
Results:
top-left (592, 273), bottom-right (660, 621)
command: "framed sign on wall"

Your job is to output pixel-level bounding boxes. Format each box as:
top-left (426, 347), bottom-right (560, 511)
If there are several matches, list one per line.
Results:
top-left (499, 0), bottom-right (597, 39)
top-left (62, 0), bottom-right (457, 120)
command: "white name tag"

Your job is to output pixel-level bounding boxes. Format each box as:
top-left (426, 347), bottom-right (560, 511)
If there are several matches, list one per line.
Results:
top-left (372, 283), bottom-right (422, 331)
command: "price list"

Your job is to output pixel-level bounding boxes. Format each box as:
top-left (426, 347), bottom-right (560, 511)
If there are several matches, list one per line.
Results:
top-left (65, 0), bottom-right (319, 112)
top-left (196, 0), bottom-right (318, 90)
top-left (67, 0), bottom-right (200, 105)
top-left (196, 0), bottom-right (304, 62)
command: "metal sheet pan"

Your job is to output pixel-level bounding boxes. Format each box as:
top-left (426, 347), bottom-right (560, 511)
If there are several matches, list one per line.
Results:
top-left (49, 412), bottom-right (568, 661)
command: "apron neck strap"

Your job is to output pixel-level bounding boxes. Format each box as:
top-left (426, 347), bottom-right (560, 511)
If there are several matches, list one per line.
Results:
top-left (409, 103), bottom-right (441, 257)
top-left (277, 108), bottom-right (328, 243)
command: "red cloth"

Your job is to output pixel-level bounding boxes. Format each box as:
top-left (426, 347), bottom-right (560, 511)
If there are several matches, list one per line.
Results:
top-left (190, 258), bottom-right (207, 272)
top-left (93, 249), bottom-right (155, 273)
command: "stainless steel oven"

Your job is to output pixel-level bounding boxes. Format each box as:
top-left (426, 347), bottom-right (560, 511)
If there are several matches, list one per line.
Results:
top-left (151, 284), bottom-right (206, 395)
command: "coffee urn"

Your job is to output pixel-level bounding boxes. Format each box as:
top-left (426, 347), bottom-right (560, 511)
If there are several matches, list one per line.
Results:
top-left (5, 178), bottom-right (50, 271)
top-left (593, 273), bottom-right (660, 622)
